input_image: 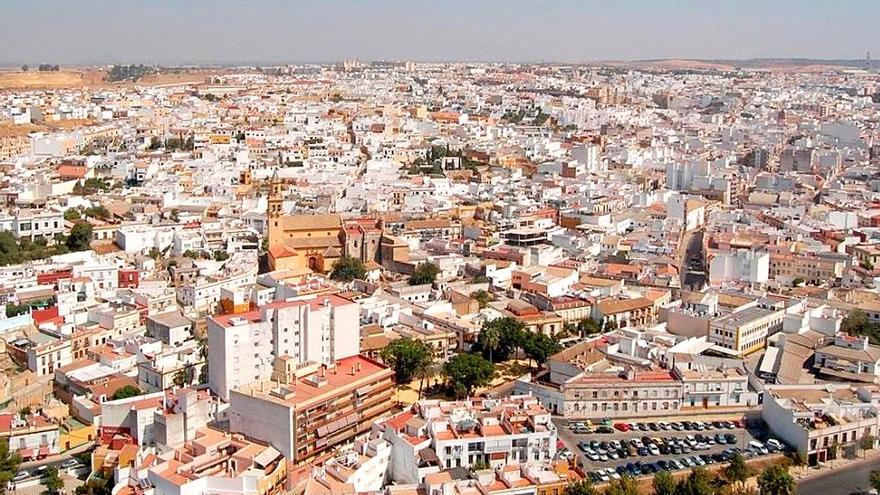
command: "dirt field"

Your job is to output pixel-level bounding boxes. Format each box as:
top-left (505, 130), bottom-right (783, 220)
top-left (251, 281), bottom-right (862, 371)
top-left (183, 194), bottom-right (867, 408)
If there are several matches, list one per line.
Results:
top-left (0, 70), bottom-right (107, 89)
top-left (138, 71), bottom-right (212, 86)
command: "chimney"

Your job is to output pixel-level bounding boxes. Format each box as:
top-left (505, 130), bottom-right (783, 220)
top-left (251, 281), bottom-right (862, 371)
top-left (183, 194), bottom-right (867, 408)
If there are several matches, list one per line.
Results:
top-left (350, 366), bottom-right (356, 375)
top-left (356, 361), bottom-right (361, 372)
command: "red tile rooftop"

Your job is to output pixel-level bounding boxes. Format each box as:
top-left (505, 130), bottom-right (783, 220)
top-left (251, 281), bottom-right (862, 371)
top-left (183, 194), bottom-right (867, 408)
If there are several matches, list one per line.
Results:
top-left (239, 355), bottom-right (392, 408)
top-left (384, 411), bottom-right (415, 431)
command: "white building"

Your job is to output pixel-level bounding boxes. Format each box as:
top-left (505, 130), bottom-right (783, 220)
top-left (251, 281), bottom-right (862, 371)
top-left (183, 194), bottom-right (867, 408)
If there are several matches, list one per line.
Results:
top-left (379, 396), bottom-right (557, 484)
top-left (207, 295), bottom-right (360, 400)
top-left (708, 249), bottom-right (769, 287)
top-left (762, 384), bottom-right (880, 465)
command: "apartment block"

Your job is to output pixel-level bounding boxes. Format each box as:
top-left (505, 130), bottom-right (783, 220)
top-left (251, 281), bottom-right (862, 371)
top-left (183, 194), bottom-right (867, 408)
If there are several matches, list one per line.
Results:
top-left (227, 355), bottom-right (395, 464)
top-left (207, 295), bottom-right (359, 400)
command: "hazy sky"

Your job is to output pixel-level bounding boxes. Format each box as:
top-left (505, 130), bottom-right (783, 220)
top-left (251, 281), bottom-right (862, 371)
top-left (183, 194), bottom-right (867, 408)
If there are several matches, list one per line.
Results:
top-left (2, 0), bottom-right (878, 64)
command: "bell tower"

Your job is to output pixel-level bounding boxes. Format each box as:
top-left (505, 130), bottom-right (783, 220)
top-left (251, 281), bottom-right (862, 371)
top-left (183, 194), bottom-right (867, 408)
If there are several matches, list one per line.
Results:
top-left (268, 170), bottom-right (283, 219)
top-left (267, 170), bottom-right (284, 247)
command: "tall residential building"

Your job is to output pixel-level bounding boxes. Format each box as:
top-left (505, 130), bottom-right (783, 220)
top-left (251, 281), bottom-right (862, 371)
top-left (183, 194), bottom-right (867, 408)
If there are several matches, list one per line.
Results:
top-left (227, 355), bottom-right (395, 464)
top-left (207, 295), bottom-right (359, 400)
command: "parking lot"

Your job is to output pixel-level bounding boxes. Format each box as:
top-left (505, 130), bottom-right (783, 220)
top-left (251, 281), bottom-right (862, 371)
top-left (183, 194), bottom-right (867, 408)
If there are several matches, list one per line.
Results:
top-left (554, 417), bottom-right (784, 482)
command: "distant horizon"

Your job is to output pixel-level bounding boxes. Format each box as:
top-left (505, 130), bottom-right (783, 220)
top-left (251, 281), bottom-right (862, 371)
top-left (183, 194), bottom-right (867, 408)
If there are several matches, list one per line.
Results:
top-left (1, 1), bottom-right (877, 66)
top-left (0, 56), bottom-right (876, 69)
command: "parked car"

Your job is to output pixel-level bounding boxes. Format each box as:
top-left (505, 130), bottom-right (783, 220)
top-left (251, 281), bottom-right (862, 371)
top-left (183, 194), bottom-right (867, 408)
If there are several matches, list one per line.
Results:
top-left (766, 439), bottom-right (784, 450)
top-left (596, 426), bottom-right (615, 434)
top-left (61, 459), bottom-right (80, 469)
top-left (614, 422), bottom-right (630, 432)
top-left (13, 472), bottom-right (29, 482)
top-left (671, 422), bottom-right (684, 431)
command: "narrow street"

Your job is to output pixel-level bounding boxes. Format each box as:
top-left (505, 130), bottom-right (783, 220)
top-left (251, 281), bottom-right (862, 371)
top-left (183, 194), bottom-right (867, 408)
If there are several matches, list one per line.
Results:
top-left (678, 228), bottom-right (706, 290)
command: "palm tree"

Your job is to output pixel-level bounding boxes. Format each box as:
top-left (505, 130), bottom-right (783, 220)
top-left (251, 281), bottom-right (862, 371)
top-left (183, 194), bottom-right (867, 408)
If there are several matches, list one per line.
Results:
top-left (757, 464), bottom-right (795, 495)
top-left (481, 327), bottom-right (501, 363)
top-left (416, 357), bottom-right (436, 400)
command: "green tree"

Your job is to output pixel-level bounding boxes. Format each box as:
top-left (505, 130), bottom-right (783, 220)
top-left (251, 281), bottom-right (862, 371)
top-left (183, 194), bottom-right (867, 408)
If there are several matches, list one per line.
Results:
top-left (521, 333), bottom-right (562, 368)
top-left (606, 475), bottom-right (640, 495)
top-left (565, 479), bottom-right (596, 495)
top-left (471, 289), bottom-right (491, 309)
top-left (674, 468), bottom-right (714, 495)
top-left (786, 451), bottom-right (807, 467)
top-left (330, 255), bottom-right (367, 282)
top-left (172, 369), bottom-right (186, 388)
top-left (828, 439), bottom-right (839, 460)
top-left (213, 251), bottom-right (230, 262)
top-left (66, 222), bottom-right (93, 252)
top-left (41, 466), bottom-right (64, 495)
top-left (756, 464), bottom-right (794, 495)
top-left (0, 438), bottom-right (22, 493)
top-left (111, 385), bottom-right (143, 400)
top-left (470, 459), bottom-right (490, 471)
top-left (83, 205), bottom-right (111, 219)
top-left (843, 309), bottom-right (871, 334)
top-left (442, 353), bottom-right (494, 398)
top-left (653, 470), bottom-right (677, 495)
top-left (380, 338), bottom-right (432, 385)
top-left (576, 318), bottom-right (600, 336)
top-left (182, 249), bottom-right (200, 259)
top-left (861, 434), bottom-right (876, 457)
top-left (409, 262), bottom-right (440, 285)
top-left (18, 406), bottom-right (31, 418)
top-left (480, 326), bottom-right (502, 363)
top-left (870, 470), bottom-right (880, 494)
top-left (64, 208), bottom-right (81, 221)
top-left (476, 317), bottom-right (526, 362)
top-left (724, 452), bottom-right (752, 488)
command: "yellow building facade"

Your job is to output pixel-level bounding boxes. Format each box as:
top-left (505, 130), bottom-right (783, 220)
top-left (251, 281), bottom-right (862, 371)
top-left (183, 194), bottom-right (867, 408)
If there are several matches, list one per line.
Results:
top-left (266, 172), bottom-right (344, 272)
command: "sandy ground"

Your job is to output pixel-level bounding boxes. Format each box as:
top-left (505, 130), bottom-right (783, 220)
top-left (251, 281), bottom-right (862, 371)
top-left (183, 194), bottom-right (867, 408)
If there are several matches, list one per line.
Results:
top-left (395, 358), bottom-right (533, 405)
top-left (0, 70), bottom-right (106, 89)
top-left (138, 72), bottom-right (212, 86)
top-left (0, 69), bottom-right (213, 90)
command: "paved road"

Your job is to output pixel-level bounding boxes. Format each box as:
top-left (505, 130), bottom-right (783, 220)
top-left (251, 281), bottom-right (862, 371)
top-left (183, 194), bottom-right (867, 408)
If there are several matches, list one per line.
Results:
top-left (679, 228), bottom-right (706, 290)
top-left (799, 459), bottom-right (880, 495)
